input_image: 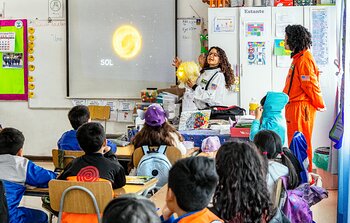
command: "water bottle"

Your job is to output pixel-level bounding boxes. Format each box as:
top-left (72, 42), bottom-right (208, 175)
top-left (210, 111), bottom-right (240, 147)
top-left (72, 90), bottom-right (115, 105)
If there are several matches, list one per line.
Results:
top-left (249, 98), bottom-right (259, 116)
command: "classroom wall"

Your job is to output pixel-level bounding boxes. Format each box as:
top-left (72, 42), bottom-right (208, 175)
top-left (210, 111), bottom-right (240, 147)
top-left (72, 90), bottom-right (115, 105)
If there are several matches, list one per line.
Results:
top-left (0, 0), bottom-right (209, 156)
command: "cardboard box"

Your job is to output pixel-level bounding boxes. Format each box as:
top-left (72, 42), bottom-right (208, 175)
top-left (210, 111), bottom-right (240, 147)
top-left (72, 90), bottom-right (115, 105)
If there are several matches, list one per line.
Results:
top-left (158, 86), bottom-right (185, 98)
top-left (315, 168), bottom-right (338, 189)
top-left (230, 127), bottom-right (250, 138)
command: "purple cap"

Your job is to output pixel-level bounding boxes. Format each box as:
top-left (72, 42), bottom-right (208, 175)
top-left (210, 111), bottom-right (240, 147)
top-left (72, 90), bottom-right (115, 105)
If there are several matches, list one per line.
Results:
top-left (144, 104), bottom-right (166, 127)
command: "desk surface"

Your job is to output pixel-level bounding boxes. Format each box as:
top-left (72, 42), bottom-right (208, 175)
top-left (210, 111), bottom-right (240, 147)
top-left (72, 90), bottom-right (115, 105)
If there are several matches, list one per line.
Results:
top-left (25, 177), bottom-right (157, 198)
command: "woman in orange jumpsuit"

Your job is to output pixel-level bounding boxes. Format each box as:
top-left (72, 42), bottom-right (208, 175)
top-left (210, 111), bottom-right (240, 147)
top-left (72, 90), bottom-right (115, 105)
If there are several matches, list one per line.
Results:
top-left (283, 25), bottom-right (326, 171)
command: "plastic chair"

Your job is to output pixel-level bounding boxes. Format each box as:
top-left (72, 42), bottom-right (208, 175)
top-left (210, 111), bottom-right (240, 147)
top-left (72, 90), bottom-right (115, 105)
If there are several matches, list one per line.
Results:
top-left (49, 180), bottom-right (114, 223)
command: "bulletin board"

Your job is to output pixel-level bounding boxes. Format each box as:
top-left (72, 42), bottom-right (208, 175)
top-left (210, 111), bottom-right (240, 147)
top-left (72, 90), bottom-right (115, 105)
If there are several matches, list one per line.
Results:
top-left (0, 19), bottom-right (28, 100)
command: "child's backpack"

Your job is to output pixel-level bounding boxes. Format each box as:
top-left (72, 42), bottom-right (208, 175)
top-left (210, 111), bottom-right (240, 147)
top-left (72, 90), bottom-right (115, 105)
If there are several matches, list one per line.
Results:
top-left (136, 145), bottom-right (172, 188)
top-left (280, 177), bottom-right (313, 223)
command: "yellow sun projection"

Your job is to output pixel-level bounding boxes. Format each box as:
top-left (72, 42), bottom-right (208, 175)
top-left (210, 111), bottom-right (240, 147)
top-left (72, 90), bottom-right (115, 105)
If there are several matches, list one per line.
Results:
top-left (112, 25), bottom-right (142, 59)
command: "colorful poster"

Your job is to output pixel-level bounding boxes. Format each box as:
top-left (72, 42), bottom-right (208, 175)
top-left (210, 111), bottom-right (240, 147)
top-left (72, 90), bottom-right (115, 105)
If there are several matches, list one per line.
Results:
top-left (311, 9), bottom-right (329, 66)
top-left (0, 20), bottom-right (28, 100)
top-left (246, 23), bottom-right (264, 37)
top-left (247, 42), bottom-right (266, 65)
top-left (179, 110), bottom-right (211, 130)
top-left (274, 39), bottom-right (291, 56)
top-left (214, 16), bottom-right (235, 33)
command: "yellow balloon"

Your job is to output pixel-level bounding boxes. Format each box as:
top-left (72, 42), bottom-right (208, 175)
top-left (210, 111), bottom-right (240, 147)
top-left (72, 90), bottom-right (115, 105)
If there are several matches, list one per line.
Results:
top-left (112, 25), bottom-right (142, 59)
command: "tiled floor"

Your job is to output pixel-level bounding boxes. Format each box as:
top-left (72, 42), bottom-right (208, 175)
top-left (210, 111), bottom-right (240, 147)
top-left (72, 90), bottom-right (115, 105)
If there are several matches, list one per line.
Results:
top-left (20, 162), bottom-right (338, 223)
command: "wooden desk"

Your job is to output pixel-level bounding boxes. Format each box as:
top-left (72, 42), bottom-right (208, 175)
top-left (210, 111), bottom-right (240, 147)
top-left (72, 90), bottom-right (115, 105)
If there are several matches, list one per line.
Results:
top-left (24, 177), bottom-right (157, 198)
top-left (149, 184), bottom-right (168, 216)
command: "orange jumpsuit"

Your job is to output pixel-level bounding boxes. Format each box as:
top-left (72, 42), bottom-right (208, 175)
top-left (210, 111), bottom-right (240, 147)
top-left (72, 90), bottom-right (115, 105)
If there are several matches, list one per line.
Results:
top-left (283, 50), bottom-right (325, 171)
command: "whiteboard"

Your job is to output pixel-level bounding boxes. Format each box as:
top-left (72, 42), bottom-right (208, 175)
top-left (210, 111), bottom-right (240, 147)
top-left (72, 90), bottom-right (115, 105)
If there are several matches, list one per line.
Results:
top-left (177, 18), bottom-right (202, 62)
top-left (2, 0), bottom-right (71, 108)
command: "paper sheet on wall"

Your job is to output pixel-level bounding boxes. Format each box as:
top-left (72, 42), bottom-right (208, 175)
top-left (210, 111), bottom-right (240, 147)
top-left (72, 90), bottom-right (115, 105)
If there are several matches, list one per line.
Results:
top-left (0, 2), bottom-right (4, 18)
top-left (275, 13), bottom-right (295, 38)
top-left (245, 22), bottom-right (264, 37)
top-left (276, 56), bottom-right (291, 68)
top-left (311, 8), bottom-right (329, 66)
top-left (0, 32), bottom-right (15, 52)
top-left (274, 39), bottom-right (291, 56)
top-left (71, 99), bottom-right (87, 106)
top-left (214, 16), bottom-right (235, 33)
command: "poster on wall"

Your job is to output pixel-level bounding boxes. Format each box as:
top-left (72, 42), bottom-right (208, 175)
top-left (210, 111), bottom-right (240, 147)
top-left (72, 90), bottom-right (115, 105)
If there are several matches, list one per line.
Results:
top-left (0, 19), bottom-right (28, 100)
top-left (311, 8), bottom-right (329, 66)
top-left (274, 39), bottom-right (291, 56)
top-left (245, 22), bottom-right (264, 37)
top-left (214, 16), bottom-right (235, 33)
top-left (247, 42), bottom-right (266, 65)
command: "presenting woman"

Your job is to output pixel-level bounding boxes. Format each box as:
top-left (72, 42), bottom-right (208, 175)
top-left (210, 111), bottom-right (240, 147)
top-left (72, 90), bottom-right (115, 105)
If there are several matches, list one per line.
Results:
top-left (283, 25), bottom-right (326, 171)
top-left (186, 46), bottom-right (234, 109)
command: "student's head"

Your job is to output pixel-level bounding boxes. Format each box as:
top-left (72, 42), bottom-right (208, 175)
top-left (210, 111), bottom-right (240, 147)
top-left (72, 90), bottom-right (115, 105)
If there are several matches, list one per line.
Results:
top-left (254, 130), bottom-right (299, 189)
top-left (213, 141), bottom-right (270, 222)
top-left (167, 156), bottom-right (218, 213)
top-left (284, 25), bottom-right (312, 55)
top-left (132, 104), bottom-right (183, 149)
top-left (68, 105), bottom-right (90, 130)
top-left (103, 194), bottom-right (160, 223)
top-left (201, 46), bottom-right (234, 89)
top-left (76, 122), bottom-right (106, 154)
top-left (0, 127), bottom-right (25, 156)
top-left (144, 104), bottom-right (166, 127)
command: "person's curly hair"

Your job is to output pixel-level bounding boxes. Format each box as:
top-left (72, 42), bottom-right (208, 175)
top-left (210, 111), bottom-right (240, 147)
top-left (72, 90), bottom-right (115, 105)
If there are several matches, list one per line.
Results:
top-left (212, 141), bottom-right (271, 223)
top-left (200, 46), bottom-right (234, 89)
top-left (285, 25), bottom-right (312, 56)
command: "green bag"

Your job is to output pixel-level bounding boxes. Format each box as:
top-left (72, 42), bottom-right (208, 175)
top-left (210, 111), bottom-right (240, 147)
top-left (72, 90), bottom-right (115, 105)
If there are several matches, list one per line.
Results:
top-left (313, 147), bottom-right (329, 171)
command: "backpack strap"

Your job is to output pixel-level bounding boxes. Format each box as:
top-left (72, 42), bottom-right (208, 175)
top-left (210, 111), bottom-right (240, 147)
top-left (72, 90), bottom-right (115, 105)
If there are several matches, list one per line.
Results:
top-left (141, 145), bottom-right (150, 155)
top-left (157, 145), bottom-right (167, 155)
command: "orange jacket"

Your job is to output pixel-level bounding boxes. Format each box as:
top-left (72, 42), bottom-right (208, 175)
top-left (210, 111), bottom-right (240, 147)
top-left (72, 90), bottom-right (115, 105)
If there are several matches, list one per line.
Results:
top-left (283, 50), bottom-right (325, 109)
top-left (162, 208), bottom-right (223, 223)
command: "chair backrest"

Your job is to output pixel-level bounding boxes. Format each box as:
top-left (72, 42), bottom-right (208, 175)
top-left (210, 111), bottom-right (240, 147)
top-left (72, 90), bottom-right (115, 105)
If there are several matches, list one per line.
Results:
top-left (52, 149), bottom-right (85, 170)
top-left (133, 146), bottom-right (182, 167)
top-left (0, 180), bottom-right (9, 223)
top-left (49, 180), bottom-right (113, 214)
top-left (274, 177), bottom-right (283, 209)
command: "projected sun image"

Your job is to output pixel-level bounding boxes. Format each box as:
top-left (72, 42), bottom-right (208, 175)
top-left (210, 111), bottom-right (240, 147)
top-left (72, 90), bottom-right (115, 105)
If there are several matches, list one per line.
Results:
top-left (112, 25), bottom-right (142, 59)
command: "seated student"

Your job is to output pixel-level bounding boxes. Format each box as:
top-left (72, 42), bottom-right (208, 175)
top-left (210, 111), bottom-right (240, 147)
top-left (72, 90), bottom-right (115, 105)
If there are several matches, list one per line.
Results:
top-left (253, 130), bottom-right (299, 199)
top-left (58, 105), bottom-right (117, 153)
top-left (103, 194), bottom-right (160, 223)
top-left (161, 156), bottom-right (222, 223)
top-left (212, 141), bottom-right (274, 222)
top-left (0, 128), bottom-right (57, 223)
top-left (249, 91), bottom-right (289, 145)
top-left (132, 103), bottom-right (186, 155)
top-left (58, 122), bottom-right (126, 223)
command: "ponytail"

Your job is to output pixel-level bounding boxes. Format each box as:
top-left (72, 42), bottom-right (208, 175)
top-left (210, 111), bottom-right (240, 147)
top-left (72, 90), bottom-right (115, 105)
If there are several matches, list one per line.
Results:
top-left (280, 152), bottom-right (299, 189)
